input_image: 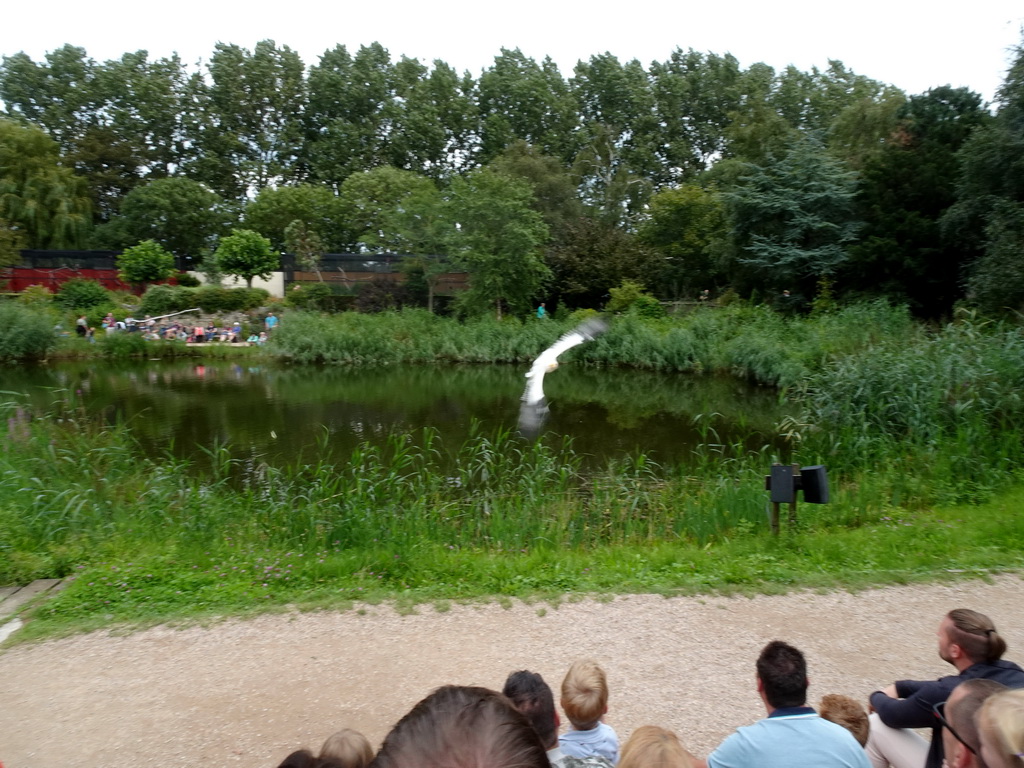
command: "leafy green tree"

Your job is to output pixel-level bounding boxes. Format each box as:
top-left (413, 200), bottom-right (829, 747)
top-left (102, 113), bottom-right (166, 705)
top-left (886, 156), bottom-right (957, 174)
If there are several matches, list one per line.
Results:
top-left (0, 118), bottom-right (92, 248)
top-left (572, 122), bottom-right (652, 228)
top-left (477, 49), bottom-right (580, 165)
top-left (546, 217), bottom-right (664, 308)
top-left (724, 63), bottom-right (797, 164)
top-left (94, 50), bottom-right (189, 180)
top-left (0, 217), bottom-right (26, 267)
top-left (638, 183), bottom-right (728, 298)
top-left (339, 165), bottom-right (438, 247)
top-left (93, 177), bottom-right (232, 262)
top-left (303, 43), bottom-right (396, 186)
top-left (966, 200), bottom-right (1024, 314)
top-left (189, 40), bottom-right (306, 199)
top-left (384, 57), bottom-right (477, 177)
top-left (947, 38), bottom-right (1024, 312)
top-left (649, 50), bottom-right (743, 181)
top-left (215, 229), bottom-right (278, 288)
top-left (243, 183), bottom-right (350, 252)
top-left (571, 53), bottom-right (660, 191)
top-left (724, 134), bottom-right (860, 297)
top-left (284, 219), bottom-right (325, 281)
top-left (359, 181), bottom-right (449, 311)
top-left (0, 46), bottom-right (99, 156)
top-left (446, 168), bottom-right (550, 318)
top-left (488, 140), bottom-right (583, 236)
top-left (117, 239), bottom-right (176, 288)
top-left (846, 86), bottom-right (989, 316)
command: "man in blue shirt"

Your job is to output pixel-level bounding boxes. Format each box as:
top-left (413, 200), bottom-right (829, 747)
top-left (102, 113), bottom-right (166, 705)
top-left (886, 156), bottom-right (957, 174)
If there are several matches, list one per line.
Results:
top-left (698, 641), bottom-right (870, 768)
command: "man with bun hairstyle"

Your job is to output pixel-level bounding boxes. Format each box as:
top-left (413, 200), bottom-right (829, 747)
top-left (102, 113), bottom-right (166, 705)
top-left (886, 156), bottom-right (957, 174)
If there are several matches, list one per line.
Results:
top-left (867, 609), bottom-right (1024, 768)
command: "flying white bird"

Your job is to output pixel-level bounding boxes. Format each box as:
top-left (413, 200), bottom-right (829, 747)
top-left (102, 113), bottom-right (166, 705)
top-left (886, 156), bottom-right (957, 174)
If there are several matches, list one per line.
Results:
top-left (519, 317), bottom-right (609, 436)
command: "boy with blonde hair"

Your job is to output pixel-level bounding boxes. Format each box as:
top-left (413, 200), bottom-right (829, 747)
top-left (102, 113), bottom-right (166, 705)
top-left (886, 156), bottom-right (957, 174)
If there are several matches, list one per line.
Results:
top-left (559, 659), bottom-right (620, 764)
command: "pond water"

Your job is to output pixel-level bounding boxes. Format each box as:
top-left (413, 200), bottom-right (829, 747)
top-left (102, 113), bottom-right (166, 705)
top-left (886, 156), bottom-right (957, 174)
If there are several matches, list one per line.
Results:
top-left (0, 360), bottom-right (792, 471)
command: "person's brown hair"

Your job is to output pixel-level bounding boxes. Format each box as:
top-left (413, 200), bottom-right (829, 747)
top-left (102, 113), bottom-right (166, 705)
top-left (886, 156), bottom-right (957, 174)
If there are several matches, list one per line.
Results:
top-left (818, 694), bottom-right (869, 746)
top-left (948, 679), bottom-right (1007, 755)
top-left (619, 726), bottom-right (694, 768)
top-left (319, 729), bottom-right (373, 768)
top-left (561, 659), bottom-right (609, 729)
top-left (503, 670), bottom-right (558, 749)
top-left (948, 609), bottom-right (1007, 663)
top-left (369, 685), bottom-right (548, 768)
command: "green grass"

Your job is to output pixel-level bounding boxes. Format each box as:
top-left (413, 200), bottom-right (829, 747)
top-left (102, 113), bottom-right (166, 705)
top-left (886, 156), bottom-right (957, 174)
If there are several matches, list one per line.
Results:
top-left (10, 486), bottom-right (1024, 645)
top-left (4, 301), bottom-right (1024, 643)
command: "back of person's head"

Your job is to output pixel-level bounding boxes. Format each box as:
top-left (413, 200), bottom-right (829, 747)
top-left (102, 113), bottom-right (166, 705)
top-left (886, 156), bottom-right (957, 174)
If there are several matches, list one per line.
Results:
top-left (561, 659), bottom-right (609, 729)
top-left (947, 679), bottom-right (1007, 763)
top-left (818, 694), bottom-right (869, 746)
top-left (948, 609), bottom-right (1007, 663)
top-left (277, 749), bottom-right (319, 768)
top-left (977, 689), bottom-right (1024, 768)
top-left (619, 725), bottom-right (694, 768)
top-left (502, 670), bottom-right (558, 749)
top-left (369, 685), bottom-right (548, 768)
top-left (756, 640), bottom-right (808, 709)
top-left (320, 728), bottom-right (374, 768)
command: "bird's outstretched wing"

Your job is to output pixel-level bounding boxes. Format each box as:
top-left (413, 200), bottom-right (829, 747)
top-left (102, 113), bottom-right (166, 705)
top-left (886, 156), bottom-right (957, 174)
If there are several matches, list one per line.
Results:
top-left (518, 317), bottom-right (609, 437)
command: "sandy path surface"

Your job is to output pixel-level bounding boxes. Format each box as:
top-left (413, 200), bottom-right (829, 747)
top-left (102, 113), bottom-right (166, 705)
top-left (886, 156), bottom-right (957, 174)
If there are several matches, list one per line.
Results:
top-left (2, 575), bottom-right (1023, 768)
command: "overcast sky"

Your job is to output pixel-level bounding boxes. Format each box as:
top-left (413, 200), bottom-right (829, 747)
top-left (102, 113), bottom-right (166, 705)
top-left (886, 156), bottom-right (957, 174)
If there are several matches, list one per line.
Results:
top-left (3, 0), bottom-right (1022, 104)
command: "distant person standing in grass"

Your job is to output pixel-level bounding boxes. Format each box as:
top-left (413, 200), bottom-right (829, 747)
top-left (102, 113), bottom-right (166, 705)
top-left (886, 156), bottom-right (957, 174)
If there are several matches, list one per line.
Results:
top-left (537, 303), bottom-right (548, 319)
top-left (265, 312), bottom-right (279, 333)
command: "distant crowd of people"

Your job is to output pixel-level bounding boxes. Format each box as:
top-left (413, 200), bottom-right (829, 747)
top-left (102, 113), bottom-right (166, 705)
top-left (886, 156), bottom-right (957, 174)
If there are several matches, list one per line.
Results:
top-left (272, 608), bottom-right (1024, 768)
top-left (72, 312), bottom-right (280, 345)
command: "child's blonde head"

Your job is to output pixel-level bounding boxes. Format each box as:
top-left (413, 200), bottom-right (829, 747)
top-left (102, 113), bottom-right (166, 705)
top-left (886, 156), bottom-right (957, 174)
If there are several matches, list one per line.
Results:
top-left (560, 659), bottom-right (608, 729)
top-left (319, 728), bottom-right (373, 768)
top-left (619, 726), bottom-right (693, 768)
top-left (978, 689), bottom-right (1024, 768)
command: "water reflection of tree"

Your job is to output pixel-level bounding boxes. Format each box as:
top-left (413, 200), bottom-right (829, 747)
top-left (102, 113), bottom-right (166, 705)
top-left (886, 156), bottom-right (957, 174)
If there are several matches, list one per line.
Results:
top-left (1, 361), bottom-right (792, 470)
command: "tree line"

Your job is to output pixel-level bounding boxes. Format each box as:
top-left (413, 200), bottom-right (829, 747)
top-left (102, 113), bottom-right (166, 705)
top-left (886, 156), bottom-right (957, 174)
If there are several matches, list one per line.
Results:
top-left (1, 38), bottom-right (1022, 317)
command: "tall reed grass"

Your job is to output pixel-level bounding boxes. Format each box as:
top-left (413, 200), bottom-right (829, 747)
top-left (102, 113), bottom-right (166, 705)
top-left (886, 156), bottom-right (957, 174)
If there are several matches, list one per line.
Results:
top-left (5, 302), bottom-right (1024, 636)
top-left (270, 301), bottom-right (916, 388)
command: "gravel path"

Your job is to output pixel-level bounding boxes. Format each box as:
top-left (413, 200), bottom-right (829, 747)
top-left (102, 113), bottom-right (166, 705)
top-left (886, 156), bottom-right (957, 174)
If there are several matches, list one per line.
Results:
top-left (2, 575), bottom-right (1023, 768)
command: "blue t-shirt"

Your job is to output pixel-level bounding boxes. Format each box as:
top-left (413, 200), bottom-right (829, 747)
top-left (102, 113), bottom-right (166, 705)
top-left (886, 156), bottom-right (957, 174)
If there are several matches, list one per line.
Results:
top-left (559, 722), bottom-right (619, 765)
top-left (708, 708), bottom-right (869, 768)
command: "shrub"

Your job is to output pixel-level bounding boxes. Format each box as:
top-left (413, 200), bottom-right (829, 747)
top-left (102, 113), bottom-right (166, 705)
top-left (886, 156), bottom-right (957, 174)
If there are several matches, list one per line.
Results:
top-left (605, 280), bottom-right (665, 318)
top-left (0, 303), bottom-right (59, 361)
top-left (194, 285), bottom-right (269, 312)
top-left (97, 332), bottom-right (149, 358)
top-left (140, 285), bottom-right (194, 316)
top-left (17, 284), bottom-right (53, 307)
top-left (286, 282), bottom-right (334, 311)
top-left (54, 279), bottom-right (111, 310)
top-left (175, 272), bottom-right (201, 287)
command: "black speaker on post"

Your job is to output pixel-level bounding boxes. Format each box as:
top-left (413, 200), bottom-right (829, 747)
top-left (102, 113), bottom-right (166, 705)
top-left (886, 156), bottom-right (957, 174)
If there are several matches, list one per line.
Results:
top-left (769, 464), bottom-right (795, 503)
top-left (800, 465), bottom-right (829, 504)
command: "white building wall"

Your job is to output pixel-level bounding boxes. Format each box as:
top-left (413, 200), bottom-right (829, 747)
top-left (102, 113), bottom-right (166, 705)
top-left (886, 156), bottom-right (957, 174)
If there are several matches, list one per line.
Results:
top-left (187, 271), bottom-right (285, 298)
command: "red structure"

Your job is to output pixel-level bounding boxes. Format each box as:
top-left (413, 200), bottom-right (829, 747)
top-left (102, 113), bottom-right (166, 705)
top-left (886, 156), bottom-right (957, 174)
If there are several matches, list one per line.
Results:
top-left (2, 251), bottom-right (136, 293)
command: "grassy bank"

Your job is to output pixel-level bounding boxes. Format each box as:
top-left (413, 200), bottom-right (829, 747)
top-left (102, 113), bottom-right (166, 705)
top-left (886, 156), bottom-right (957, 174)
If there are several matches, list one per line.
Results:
top-left (3, 302), bottom-right (1024, 641)
top-left (269, 301), bottom-right (918, 388)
